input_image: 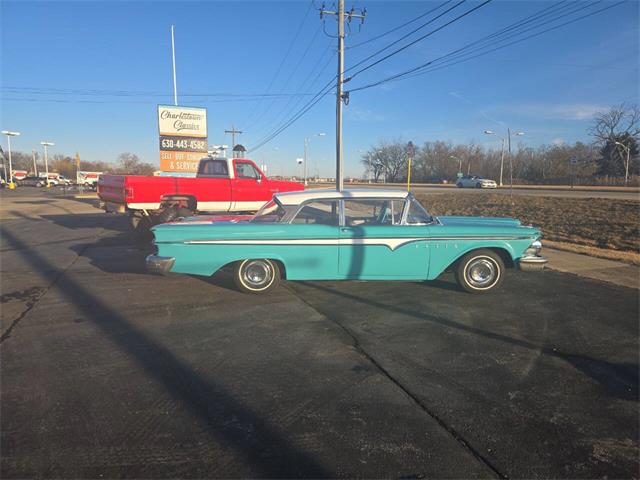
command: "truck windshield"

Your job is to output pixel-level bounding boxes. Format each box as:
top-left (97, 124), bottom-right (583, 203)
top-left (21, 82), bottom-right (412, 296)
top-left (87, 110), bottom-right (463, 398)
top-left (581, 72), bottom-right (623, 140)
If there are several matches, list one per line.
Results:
top-left (252, 200), bottom-right (287, 223)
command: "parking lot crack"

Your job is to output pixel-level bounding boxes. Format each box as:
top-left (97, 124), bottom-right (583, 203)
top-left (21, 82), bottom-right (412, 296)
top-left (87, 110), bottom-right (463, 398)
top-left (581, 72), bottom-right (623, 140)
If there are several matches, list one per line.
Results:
top-left (287, 285), bottom-right (509, 480)
top-left (0, 242), bottom-right (90, 343)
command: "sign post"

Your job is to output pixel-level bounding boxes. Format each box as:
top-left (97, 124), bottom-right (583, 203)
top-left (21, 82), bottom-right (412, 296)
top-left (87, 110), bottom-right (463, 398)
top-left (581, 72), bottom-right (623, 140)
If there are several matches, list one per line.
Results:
top-left (158, 105), bottom-right (207, 175)
top-left (406, 141), bottom-right (415, 192)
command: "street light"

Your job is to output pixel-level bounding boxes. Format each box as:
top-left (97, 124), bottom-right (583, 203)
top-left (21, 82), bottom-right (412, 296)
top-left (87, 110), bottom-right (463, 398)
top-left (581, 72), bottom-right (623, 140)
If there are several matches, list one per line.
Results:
top-left (614, 141), bottom-right (631, 186)
top-left (2, 130), bottom-right (21, 189)
top-left (484, 129), bottom-right (524, 187)
top-left (449, 155), bottom-right (463, 176)
top-left (304, 132), bottom-right (325, 186)
top-left (40, 141), bottom-right (55, 188)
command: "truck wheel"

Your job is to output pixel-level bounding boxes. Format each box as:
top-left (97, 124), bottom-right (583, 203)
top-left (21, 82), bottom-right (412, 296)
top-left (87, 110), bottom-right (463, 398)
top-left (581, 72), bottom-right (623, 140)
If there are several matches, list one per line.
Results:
top-left (155, 206), bottom-right (193, 225)
top-left (233, 259), bottom-right (280, 294)
top-left (455, 249), bottom-right (505, 294)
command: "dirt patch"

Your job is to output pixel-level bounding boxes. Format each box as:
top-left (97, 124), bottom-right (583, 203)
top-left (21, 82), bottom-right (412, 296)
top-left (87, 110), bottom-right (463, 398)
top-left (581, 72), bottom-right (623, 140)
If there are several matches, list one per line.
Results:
top-left (417, 193), bottom-right (640, 254)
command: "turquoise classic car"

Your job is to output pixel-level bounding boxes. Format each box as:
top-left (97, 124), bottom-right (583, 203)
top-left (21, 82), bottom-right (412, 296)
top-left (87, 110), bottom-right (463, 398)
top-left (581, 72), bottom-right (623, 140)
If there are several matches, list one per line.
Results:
top-left (147, 189), bottom-right (547, 294)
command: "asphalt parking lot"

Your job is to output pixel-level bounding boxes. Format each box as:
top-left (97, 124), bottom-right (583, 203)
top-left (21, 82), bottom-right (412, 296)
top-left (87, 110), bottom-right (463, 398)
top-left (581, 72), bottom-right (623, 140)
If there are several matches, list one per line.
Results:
top-left (1, 189), bottom-right (638, 478)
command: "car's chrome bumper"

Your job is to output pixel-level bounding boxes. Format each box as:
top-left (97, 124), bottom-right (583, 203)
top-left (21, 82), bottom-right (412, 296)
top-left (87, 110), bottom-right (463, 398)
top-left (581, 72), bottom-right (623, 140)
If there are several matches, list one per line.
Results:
top-left (146, 255), bottom-right (175, 274)
top-left (518, 255), bottom-right (548, 272)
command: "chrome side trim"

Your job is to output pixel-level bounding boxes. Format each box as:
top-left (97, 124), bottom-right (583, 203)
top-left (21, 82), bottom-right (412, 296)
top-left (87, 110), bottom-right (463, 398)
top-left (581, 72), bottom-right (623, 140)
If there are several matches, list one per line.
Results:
top-left (182, 236), bottom-right (534, 251)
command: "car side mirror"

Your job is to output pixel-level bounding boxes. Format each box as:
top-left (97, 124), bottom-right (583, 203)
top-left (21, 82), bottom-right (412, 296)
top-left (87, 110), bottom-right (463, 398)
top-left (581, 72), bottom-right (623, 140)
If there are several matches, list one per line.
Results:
top-left (256, 176), bottom-right (262, 183)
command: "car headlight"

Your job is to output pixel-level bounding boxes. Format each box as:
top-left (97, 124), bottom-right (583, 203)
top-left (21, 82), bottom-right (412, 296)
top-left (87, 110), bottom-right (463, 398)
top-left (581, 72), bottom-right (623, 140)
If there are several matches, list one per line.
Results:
top-left (524, 240), bottom-right (542, 256)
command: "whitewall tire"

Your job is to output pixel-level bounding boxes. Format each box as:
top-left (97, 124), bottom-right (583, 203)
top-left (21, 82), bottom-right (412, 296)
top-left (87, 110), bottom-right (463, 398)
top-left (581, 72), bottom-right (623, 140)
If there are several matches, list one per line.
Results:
top-left (233, 259), bottom-right (280, 294)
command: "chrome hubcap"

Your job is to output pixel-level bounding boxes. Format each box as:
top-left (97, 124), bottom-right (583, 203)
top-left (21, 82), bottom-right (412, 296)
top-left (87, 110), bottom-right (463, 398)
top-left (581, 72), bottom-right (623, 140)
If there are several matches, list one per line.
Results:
top-left (466, 258), bottom-right (497, 288)
top-left (243, 260), bottom-right (272, 288)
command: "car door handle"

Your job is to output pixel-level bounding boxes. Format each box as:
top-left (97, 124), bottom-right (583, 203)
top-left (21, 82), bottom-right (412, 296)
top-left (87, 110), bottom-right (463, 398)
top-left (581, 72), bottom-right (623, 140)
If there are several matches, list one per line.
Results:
top-left (340, 227), bottom-right (350, 232)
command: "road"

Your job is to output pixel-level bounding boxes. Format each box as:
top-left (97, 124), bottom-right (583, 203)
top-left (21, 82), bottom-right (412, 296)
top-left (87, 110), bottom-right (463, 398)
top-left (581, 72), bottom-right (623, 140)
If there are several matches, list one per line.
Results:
top-left (311, 182), bottom-right (640, 200)
top-left (1, 189), bottom-right (638, 478)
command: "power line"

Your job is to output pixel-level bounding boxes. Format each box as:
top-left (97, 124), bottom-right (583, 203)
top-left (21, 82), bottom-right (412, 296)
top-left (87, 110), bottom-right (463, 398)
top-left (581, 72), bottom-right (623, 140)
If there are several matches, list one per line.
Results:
top-left (1, 86), bottom-right (320, 98)
top-left (348, 0), bottom-right (624, 93)
top-left (240, 0), bottom-right (315, 127)
top-left (0, 96), bottom-right (301, 105)
top-left (346, 0), bottom-right (453, 49)
top-left (345, 0), bottom-right (465, 75)
top-left (344, 0), bottom-right (494, 83)
top-left (248, 45), bottom-right (335, 143)
top-left (244, 22), bottom-right (323, 131)
top-left (248, 80), bottom-right (336, 153)
top-left (344, 1), bottom-right (575, 92)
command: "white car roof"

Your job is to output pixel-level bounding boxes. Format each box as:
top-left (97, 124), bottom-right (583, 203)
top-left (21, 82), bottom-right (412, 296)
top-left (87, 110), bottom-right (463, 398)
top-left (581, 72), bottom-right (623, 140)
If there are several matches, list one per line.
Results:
top-left (274, 188), bottom-right (410, 206)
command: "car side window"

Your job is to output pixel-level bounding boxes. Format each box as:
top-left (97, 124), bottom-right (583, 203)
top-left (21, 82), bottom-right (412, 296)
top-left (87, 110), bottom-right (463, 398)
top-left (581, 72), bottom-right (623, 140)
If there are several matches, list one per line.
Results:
top-left (343, 199), bottom-right (404, 226)
top-left (235, 162), bottom-right (260, 180)
top-left (291, 201), bottom-right (339, 225)
top-left (406, 199), bottom-right (433, 225)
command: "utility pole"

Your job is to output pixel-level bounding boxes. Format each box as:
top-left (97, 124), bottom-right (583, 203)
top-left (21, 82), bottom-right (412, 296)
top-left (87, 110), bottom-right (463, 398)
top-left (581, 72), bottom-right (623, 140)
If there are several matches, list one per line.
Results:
top-left (32, 149), bottom-right (38, 176)
top-left (320, 1), bottom-right (365, 191)
top-left (225, 125), bottom-right (243, 148)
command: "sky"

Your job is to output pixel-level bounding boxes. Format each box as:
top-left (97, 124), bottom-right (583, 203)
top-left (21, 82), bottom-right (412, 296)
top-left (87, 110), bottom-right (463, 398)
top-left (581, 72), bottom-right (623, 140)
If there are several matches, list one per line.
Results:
top-left (1, 0), bottom-right (638, 177)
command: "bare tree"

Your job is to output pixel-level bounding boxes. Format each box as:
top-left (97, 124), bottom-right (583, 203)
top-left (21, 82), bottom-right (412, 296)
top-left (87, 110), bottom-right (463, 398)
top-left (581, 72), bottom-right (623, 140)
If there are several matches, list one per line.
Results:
top-left (589, 104), bottom-right (639, 181)
top-left (116, 152), bottom-right (155, 175)
top-left (589, 104), bottom-right (640, 143)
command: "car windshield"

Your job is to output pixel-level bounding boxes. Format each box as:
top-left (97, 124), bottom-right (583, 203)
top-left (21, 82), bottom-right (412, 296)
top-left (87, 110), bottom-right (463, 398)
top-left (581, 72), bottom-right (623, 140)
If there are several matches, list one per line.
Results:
top-left (251, 200), bottom-right (287, 223)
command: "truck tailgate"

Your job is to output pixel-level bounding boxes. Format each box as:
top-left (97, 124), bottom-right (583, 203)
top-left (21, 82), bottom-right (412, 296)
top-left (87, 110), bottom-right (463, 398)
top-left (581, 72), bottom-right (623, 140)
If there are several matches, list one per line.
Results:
top-left (97, 174), bottom-right (127, 203)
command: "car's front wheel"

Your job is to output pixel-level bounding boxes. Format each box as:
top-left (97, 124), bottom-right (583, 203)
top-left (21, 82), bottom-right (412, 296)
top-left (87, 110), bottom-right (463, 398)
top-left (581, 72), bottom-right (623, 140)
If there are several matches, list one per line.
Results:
top-left (455, 249), bottom-right (505, 293)
top-left (234, 259), bottom-right (280, 294)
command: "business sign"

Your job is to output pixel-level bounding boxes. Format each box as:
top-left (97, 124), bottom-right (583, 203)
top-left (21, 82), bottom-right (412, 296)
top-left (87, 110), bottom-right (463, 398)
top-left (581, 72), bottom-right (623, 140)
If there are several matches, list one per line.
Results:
top-left (158, 105), bottom-right (207, 174)
top-left (160, 151), bottom-right (206, 173)
top-left (158, 105), bottom-right (207, 137)
top-left (159, 136), bottom-right (208, 152)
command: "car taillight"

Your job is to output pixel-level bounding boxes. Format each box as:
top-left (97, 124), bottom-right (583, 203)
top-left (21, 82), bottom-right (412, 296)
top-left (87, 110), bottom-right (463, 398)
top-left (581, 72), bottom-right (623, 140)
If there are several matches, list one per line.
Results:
top-left (125, 187), bottom-right (134, 200)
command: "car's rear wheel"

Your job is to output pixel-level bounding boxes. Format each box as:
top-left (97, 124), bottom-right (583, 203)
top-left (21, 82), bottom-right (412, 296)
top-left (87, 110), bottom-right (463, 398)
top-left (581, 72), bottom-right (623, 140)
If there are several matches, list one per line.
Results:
top-left (475, 182), bottom-right (482, 188)
top-left (456, 182), bottom-right (463, 188)
top-left (455, 249), bottom-right (505, 293)
top-left (234, 259), bottom-right (280, 294)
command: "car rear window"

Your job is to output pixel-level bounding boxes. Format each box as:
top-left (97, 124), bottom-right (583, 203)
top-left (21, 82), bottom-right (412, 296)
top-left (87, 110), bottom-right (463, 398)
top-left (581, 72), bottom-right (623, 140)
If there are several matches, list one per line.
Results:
top-left (198, 159), bottom-right (228, 176)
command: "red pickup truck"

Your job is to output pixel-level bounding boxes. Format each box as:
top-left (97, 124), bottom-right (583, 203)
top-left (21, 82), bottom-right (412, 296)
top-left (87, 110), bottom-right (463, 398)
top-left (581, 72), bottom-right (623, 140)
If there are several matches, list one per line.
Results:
top-left (98, 157), bottom-right (303, 229)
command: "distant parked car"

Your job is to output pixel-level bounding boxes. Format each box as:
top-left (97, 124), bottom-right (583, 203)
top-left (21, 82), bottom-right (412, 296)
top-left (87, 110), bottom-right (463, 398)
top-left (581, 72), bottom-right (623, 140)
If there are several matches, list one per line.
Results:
top-left (456, 175), bottom-right (497, 189)
top-left (57, 175), bottom-right (72, 186)
top-left (19, 176), bottom-right (47, 187)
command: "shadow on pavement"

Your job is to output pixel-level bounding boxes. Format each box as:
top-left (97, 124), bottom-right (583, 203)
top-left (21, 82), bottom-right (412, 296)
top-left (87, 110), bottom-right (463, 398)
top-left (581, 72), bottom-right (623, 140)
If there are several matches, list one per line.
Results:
top-left (1, 226), bottom-right (332, 478)
top-left (297, 281), bottom-right (639, 402)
